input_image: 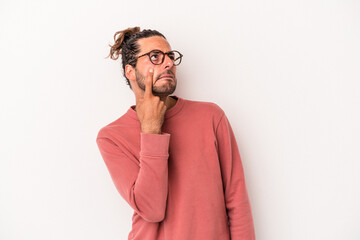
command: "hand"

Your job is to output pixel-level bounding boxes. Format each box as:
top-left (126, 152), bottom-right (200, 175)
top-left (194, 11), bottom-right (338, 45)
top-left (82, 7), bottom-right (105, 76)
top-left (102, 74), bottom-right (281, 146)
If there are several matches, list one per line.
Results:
top-left (133, 68), bottom-right (167, 134)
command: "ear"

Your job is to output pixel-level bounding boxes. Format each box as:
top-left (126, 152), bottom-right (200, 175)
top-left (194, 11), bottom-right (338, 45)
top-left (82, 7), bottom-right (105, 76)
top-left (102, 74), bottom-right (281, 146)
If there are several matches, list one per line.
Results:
top-left (125, 64), bottom-right (136, 81)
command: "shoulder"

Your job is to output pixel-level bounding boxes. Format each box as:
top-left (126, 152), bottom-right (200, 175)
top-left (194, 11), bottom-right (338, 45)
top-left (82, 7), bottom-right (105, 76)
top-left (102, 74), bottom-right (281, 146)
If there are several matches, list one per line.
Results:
top-left (182, 97), bottom-right (225, 117)
top-left (96, 111), bottom-right (137, 142)
top-left (180, 97), bottom-right (226, 128)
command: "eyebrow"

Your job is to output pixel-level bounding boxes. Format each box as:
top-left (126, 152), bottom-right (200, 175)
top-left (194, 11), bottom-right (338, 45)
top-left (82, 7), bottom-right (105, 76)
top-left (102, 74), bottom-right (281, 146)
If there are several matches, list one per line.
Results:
top-left (149, 49), bottom-right (173, 53)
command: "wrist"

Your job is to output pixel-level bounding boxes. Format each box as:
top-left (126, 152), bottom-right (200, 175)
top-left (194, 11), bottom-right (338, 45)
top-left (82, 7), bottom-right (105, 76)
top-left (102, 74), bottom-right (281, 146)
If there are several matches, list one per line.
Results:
top-left (141, 128), bottom-right (161, 134)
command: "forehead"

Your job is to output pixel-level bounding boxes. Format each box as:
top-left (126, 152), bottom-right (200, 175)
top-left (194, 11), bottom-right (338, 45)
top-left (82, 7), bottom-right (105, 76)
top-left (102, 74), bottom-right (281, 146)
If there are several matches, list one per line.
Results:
top-left (137, 36), bottom-right (172, 54)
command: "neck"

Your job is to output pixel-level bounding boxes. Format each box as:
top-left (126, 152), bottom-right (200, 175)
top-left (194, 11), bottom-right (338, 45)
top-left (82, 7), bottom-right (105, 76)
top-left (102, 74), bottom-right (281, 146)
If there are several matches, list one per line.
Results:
top-left (160, 95), bottom-right (176, 111)
top-left (160, 96), bottom-right (177, 111)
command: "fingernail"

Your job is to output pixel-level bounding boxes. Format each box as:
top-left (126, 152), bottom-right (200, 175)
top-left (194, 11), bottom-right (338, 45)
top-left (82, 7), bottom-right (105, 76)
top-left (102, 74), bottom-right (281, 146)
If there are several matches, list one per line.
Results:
top-left (149, 68), bottom-right (153, 73)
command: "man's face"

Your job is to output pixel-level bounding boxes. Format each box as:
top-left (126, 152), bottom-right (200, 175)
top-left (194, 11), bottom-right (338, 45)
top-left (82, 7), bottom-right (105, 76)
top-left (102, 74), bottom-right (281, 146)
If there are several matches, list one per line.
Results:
top-left (133, 36), bottom-right (177, 96)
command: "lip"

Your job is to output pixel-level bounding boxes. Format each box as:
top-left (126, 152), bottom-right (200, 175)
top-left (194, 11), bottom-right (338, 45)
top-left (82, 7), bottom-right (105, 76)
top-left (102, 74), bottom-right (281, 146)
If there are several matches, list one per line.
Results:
top-left (157, 75), bottom-right (174, 80)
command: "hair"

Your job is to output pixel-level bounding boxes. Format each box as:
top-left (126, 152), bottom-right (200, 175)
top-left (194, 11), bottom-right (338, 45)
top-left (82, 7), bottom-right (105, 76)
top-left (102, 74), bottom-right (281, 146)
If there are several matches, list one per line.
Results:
top-left (105, 27), bottom-right (166, 89)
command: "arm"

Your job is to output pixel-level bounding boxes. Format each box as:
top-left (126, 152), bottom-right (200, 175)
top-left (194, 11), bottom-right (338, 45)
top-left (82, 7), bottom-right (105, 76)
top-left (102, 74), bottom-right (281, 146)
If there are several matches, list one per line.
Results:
top-left (216, 113), bottom-right (256, 239)
top-left (96, 131), bottom-right (170, 222)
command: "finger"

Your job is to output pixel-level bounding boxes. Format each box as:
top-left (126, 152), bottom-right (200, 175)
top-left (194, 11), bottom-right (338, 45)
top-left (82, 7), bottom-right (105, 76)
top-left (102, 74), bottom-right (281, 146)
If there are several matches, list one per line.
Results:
top-left (144, 68), bottom-right (154, 98)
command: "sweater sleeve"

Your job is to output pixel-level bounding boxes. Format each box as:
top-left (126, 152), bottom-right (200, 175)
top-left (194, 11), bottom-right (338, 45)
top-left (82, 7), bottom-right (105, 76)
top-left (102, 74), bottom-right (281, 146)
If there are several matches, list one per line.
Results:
top-left (215, 113), bottom-right (256, 240)
top-left (96, 132), bottom-right (170, 223)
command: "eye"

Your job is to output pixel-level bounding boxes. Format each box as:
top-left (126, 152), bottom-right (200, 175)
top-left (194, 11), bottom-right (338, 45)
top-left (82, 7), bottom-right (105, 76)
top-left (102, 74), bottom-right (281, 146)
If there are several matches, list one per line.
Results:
top-left (150, 52), bottom-right (160, 60)
top-left (167, 52), bottom-right (175, 60)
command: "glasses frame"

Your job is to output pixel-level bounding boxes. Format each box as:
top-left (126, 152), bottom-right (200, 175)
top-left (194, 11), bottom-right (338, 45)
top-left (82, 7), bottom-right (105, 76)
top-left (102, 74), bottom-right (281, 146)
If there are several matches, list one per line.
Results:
top-left (130, 49), bottom-right (183, 66)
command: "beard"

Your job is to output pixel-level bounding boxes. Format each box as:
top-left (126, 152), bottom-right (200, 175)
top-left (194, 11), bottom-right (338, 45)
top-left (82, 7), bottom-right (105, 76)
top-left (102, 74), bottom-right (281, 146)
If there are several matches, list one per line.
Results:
top-left (135, 68), bottom-right (177, 97)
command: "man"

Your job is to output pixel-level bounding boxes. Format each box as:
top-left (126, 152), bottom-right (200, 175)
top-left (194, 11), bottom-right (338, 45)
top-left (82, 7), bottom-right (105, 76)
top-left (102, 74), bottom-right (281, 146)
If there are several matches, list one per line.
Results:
top-left (96, 27), bottom-right (256, 240)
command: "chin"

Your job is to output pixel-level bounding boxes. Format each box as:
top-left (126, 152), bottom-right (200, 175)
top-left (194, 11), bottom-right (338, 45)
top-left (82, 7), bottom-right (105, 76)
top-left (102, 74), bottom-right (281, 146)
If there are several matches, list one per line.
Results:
top-left (153, 88), bottom-right (176, 96)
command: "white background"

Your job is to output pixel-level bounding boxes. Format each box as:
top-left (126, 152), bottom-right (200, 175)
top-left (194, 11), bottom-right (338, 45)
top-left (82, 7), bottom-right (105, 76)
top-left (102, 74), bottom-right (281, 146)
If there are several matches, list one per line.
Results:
top-left (1, 0), bottom-right (359, 239)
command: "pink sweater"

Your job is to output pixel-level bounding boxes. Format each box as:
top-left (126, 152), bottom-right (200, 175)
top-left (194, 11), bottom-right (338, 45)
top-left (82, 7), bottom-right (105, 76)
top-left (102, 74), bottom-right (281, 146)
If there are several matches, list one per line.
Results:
top-left (96, 95), bottom-right (255, 240)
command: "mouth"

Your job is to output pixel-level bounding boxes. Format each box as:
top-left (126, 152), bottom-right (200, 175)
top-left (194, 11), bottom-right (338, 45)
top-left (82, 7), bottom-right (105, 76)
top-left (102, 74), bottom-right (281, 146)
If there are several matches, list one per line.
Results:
top-left (157, 75), bottom-right (174, 81)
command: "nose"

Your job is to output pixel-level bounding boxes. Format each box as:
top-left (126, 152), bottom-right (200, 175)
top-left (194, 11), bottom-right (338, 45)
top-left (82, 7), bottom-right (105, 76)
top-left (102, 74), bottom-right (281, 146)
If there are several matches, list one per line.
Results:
top-left (163, 54), bottom-right (175, 69)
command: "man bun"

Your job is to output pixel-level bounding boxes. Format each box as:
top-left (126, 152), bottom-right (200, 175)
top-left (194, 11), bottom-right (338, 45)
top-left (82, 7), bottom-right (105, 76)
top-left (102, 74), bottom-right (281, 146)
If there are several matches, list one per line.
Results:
top-left (107, 27), bottom-right (140, 60)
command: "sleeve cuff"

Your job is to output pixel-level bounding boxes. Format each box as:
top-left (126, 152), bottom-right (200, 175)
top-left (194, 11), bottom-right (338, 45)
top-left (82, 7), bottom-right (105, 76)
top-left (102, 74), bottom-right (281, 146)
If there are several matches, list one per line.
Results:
top-left (140, 132), bottom-right (171, 157)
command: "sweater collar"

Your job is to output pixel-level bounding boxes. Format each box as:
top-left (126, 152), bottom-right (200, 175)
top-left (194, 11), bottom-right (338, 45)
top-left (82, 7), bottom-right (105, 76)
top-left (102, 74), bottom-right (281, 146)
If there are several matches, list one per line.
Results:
top-left (126, 95), bottom-right (184, 120)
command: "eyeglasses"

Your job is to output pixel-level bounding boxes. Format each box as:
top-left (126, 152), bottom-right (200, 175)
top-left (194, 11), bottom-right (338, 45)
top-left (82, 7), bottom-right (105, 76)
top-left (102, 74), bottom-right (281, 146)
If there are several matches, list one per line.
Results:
top-left (131, 49), bottom-right (183, 66)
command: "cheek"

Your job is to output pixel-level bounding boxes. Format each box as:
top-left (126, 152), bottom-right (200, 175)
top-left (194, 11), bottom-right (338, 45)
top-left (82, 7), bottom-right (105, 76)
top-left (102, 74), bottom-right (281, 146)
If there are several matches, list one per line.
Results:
top-left (139, 66), bottom-right (154, 80)
top-left (171, 68), bottom-right (177, 78)
top-left (153, 68), bottom-right (163, 79)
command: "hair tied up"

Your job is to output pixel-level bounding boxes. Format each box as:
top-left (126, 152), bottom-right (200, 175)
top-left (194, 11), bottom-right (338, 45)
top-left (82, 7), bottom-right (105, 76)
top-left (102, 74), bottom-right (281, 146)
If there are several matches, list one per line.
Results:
top-left (106, 26), bottom-right (141, 60)
top-left (104, 26), bottom-right (166, 89)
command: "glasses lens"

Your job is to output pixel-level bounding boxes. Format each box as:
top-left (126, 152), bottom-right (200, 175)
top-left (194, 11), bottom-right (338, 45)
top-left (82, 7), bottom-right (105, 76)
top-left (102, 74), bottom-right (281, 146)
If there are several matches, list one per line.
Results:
top-left (148, 50), bottom-right (182, 65)
top-left (170, 51), bottom-right (182, 66)
top-left (149, 51), bottom-right (164, 65)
